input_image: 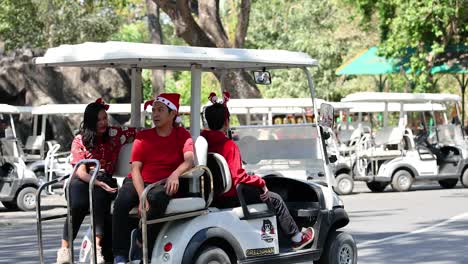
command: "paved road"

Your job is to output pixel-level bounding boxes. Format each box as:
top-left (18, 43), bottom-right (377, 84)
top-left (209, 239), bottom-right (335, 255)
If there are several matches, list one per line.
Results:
top-left (342, 182), bottom-right (468, 264)
top-left (0, 182), bottom-right (467, 263)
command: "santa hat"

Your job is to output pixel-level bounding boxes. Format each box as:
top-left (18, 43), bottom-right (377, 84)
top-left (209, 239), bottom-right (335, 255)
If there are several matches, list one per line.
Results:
top-left (144, 93), bottom-right (182, 123)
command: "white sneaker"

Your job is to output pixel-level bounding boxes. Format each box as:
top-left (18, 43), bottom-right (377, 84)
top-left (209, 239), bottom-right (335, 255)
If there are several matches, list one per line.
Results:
top-left (56, 247), bottom-right (71, 264)
top-left (94, 246), bottom-right (105, 264)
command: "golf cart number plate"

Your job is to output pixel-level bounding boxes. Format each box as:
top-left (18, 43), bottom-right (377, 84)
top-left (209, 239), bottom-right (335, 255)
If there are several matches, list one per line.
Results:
top-left (246, 247), bottom-right (275, 257)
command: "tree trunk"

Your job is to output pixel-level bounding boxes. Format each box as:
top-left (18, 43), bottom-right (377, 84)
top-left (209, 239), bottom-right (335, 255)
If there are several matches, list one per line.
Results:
top-left (146, 0), bottom-right (165, 96)
top-left (153, 0), bottom-right (261, 124)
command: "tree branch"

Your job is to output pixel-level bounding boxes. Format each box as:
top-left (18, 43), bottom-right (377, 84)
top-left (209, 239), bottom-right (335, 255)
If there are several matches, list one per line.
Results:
top-left (234, 0), bottom-right (251, 48)
top-left (198, 0), bottom-right (231, 47)
top-left (153, 0), bottom-right (215, 47)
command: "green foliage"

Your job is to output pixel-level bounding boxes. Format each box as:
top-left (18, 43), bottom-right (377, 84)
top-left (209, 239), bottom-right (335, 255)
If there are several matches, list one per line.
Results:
top-left (0, 0), bottom-right (44, 50)
top-left (346, 0), bottom-right (468, 92)
top-left (246, 0), bottom-right (364, 100)
top-left (112, 21), bottom-right (150, 43)
top-left (0, 0), bottom-right (125, 51)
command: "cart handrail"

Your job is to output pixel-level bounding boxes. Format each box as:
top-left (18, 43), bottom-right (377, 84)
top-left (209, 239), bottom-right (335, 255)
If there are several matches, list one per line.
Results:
top-left (36, 159), bottom-right (100, 264)
top-left (140, 165), bottom-right (213, 264)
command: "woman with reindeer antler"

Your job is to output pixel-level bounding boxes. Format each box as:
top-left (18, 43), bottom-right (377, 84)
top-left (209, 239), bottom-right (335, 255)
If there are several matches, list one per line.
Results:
top-left (56, 98), bottom-right (137, 264)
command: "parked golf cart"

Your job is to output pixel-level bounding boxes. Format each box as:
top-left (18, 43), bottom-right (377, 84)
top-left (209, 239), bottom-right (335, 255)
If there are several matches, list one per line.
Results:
top-left (35, 42), bottom-right (356, 264)
top-left (0, 104), bottom-right (39, 211)
top-left (343, 92), bottom-right (468, 192)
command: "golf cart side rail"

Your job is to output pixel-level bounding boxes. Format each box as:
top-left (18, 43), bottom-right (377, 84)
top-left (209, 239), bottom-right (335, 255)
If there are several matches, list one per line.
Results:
top-left (140, 165), bottom-right (214, 264)
top-left (36, 159), bottom-right (100, 264)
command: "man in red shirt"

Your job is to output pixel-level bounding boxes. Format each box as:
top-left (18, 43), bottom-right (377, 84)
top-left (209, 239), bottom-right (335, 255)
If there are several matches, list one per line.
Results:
top-left (201, 92), bottom-right (314, 251)
top-left (112, 93), bottom-right (194, 263)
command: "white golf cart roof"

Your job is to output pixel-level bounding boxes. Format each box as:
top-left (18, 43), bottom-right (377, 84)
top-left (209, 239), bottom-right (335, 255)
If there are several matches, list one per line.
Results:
top-left (30, 104), bottom-right (191, 115)
top-left (347, 102), bottom-right (445, 113)
top-left (34, 42), bottom-right (319, 136)
top-left (0, 104), bottom-right (33, 114)
top-left (342, 92), bottom-right (460, 103)
top-left (34, 41), bottom-right (318, 70)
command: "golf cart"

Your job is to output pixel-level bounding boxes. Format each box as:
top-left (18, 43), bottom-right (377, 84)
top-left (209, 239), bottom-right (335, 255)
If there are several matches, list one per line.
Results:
top-left (343, 92), bottom-right (468, 192)
top-left (35, 42), bottom-right (356, 264)
top-left (0, 104), bottom-right (39, 211)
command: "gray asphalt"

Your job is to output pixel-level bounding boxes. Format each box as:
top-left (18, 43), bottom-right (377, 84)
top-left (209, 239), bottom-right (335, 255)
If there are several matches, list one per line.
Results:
top-left (0, 182), bottom-right (467, 263)
top-left (342, 182), bottom-right (468, 264)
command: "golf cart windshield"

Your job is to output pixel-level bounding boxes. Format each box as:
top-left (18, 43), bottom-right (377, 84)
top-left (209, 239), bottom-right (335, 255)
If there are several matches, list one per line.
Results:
top-left (437, 124), bottom-right (465, 145)
top-left (232, 124), bottom-right (325, 180)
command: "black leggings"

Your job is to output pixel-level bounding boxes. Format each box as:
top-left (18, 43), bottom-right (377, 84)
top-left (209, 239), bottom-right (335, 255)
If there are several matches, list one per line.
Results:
top-left (62, 176), bottom-right (117, 241)
top-left (112, 178), bottom-right (171, 257)
top-left (212, 185), bottom-right (300, 238)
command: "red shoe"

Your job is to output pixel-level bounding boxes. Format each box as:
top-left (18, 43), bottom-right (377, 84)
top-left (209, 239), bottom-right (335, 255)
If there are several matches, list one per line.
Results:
top-left (292, 227), bottom-right (315, 251)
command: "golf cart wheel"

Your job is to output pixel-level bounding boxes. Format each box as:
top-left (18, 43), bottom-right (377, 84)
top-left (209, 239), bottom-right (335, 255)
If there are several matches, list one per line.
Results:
top-left (391, 170), bottom-right (413, 192)
top-left (318, 230), bottom-right (357, 264)
top-left (461, 169), bottom-right (468, 188)
top-left (16, 187), bottom-right (37, 211)
top-left (366, 182), bottom-right (388, 193)
top-left (438, 179), bottom-right (458, 189)
top-left (334, 173), bottom-right (354, 195)
top-left (194, 246), bottom-right (231, 264)
top-left (2, 201), bottom-right (18, 210)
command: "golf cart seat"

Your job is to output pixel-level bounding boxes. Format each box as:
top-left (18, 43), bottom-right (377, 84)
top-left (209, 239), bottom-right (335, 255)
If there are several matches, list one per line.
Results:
top-left (112, 138), bottom-right (208, 216)
top-left (374, 127), bottom-right (404, 146)
top-left (361, 127), bottom-right (404, 158)
top-left (23, 135), bottom-right (45, 160)
top-left (206, 152), bottom-right (270, 218)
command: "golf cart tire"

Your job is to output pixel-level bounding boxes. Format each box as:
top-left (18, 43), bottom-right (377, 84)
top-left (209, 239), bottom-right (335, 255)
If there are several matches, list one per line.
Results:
top-left (16, 187), bottom-right (37, 211)
top-left (194, 246), bottom-right (231, 264)
top-left (461, 169), bottom-right (468, 188)
top-left (334, 173), bottom-right (354, 195)
top-left (366, 182), bottom-right (388, 193)
top-left (391, 170), bottom-right (413, 192)
top-left (2, 201), bottom-right (18, 210)
top-left (438, 179), bottom-right (458, 189)
top-left (318, 230), bottom-right (357, 264)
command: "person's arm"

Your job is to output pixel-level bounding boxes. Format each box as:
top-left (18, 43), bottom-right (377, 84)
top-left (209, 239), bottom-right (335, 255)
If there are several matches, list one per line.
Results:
top-left (165, 150), bottom-right (194, 195)
top-left (165, 132), bottom-right (195, 195)
top-left (69, 136), bottom-right (115, 192)
top-left (131, 161), bottom-right (146, 197)
top-left (74, 164), bottom-right (116, 193)
top-left (225, 141), bottom-right (265, 188)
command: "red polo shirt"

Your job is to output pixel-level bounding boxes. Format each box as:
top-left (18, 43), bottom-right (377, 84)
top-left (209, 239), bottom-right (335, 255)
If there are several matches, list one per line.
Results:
top-left (129, 127), bottom-right (193, 183)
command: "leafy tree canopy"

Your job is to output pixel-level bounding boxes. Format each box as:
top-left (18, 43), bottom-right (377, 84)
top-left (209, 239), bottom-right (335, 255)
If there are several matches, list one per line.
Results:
top-left (345, 0), bottom-right (468, 92)
top-left (0, 0), bottom-right (127, 51)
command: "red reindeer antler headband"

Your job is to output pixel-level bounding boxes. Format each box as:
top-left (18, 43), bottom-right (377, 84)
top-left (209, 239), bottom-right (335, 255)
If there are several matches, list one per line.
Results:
top-left (208, 91), bottom-right (231, 121)
top-left (95, 98), bottom-right (109, 110)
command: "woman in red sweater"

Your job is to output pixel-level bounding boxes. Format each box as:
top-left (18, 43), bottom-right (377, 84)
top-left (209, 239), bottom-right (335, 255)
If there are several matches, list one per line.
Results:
top-left (201, 92), bottom-right (314, 251)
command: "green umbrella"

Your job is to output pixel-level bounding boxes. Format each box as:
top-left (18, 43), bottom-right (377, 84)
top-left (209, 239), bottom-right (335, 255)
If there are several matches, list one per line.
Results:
top-left (336, 47), bottom-right (403, 75)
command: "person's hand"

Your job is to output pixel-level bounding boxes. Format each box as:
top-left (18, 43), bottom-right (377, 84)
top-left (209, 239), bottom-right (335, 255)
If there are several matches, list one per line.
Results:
top-left (138, 198), bottom-right (150, 218)
top-left (97, 181), bottom-right (117, 193)
top-left (260, 185), bottom-right (270, 202)
top-left (165, 175), bottom-right (179, 196)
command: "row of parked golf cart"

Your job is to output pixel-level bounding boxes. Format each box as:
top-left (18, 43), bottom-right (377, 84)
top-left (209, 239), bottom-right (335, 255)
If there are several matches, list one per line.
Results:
top-left (329, 92), bottom-right (468, 195)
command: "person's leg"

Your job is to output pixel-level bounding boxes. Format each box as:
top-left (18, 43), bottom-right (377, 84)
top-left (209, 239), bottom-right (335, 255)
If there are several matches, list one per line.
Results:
top-left (239, 185), bottom-right (313, 249)
top-left (112, 178), bottom-right (139, 261)
top-left (268, 191), bottom-right (300, 237)
top-left (92, 187), bottom-right (113, 242)
top-left (58, 178), bottom-right (89, 263)
top-left (145, 184), bottom-right (171, 258)
top-left (61, 178), bottom-right (89, 245)
top-left (91, 186), bottom-right (114, 263)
